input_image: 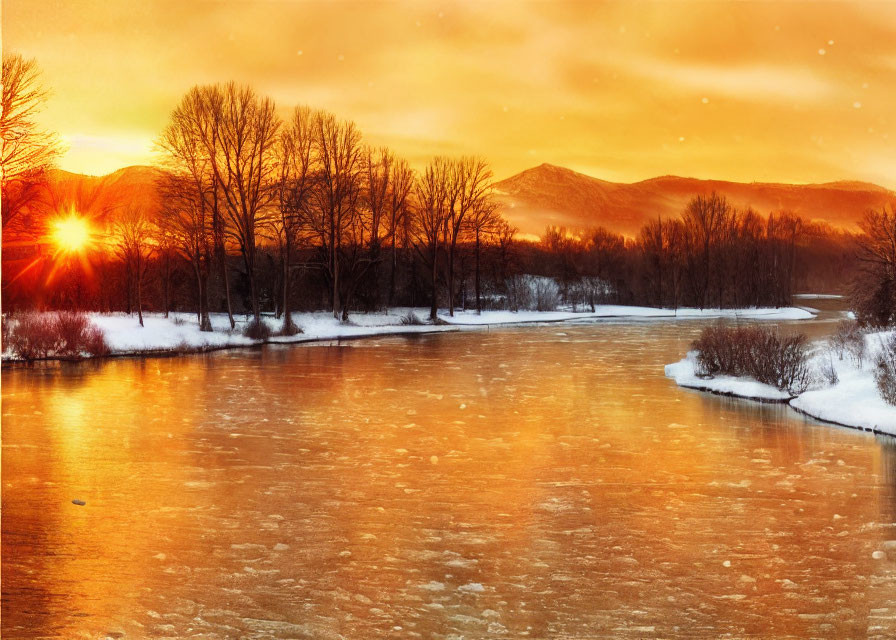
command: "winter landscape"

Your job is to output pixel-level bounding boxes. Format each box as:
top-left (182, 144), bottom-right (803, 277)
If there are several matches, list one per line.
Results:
top-left (5, 1), bottom-right (896, 639)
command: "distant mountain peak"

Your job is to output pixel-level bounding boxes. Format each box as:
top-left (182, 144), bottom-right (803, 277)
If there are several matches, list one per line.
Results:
top-left (495, 164), bottom-right (892, 237)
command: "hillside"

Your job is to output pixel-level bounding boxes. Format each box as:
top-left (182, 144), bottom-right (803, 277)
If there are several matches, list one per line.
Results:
top-left (46, 165), bottom-right (164, 227)
top-left (494, 163), bottom-right (893, 238)
top-left (44, 164), bottom-right (894, 240)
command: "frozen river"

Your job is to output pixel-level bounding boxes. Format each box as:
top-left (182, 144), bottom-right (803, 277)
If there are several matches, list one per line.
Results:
top-left (4, 307), bottom-right (896, 638)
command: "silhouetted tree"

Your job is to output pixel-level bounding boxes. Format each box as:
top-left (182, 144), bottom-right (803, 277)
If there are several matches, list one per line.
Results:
top-left (113, 207), bottom-right (155, 327)
top-left (1, 54), bottom-right (61, 234)
top-left (274, 106), bottom-right (315, 334)
top-left (852, 205), bottom-right (896, 326)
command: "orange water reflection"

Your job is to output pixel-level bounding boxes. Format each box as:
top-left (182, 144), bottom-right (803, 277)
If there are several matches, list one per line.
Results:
top-left (4, 321), bottom-right (896, 638)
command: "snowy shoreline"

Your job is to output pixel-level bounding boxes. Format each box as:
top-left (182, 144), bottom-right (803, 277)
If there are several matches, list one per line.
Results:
top-left (665, 332), bottom-right (896, 436)
top-left (1, 305), bottom-right (815, 365)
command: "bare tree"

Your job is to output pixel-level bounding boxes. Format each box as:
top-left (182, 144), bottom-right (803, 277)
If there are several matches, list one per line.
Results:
top-left (158, 172), bottom-right (213, 331)
top-left (682, 192), bottom-right (731, 308)
top-left (492, 218), bottom-right (518, 287)
top-left (465, 199), bottom-right (501, 313)
top-left (274, 106), bottom-right (315, 334)
top-left (157, 86), bottom-right (236, 328)
top-left (444, 157), bottom-right (493, 316)
top-left (113, 207), bottom-right (155, 327)
top-left (206, 83), bottom-right (280, 324)
top-left (387, 158), bottom-right (414, 306)
top-left (766, 210), bottom-right (802, 307)
top-left (411, 158), bottom-right (453, 320)
top-left (851, 205), bottom-right (896, 325)
top-left (1, 54), bottom-right (61, 232)
top-left (308, 112), bottom-right (363, 319)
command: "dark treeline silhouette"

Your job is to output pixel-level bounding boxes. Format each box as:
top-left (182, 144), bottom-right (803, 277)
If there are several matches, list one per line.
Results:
top-left (2, 79), bottom-right (863, 327)
top-left (505, 200), bottom-right (857, 311)
top-left (851, 204), bottom-right (896, 326)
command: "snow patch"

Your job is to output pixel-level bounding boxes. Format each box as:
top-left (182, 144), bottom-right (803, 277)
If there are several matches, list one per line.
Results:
top-left (664, 352), bottom-right (792, 402)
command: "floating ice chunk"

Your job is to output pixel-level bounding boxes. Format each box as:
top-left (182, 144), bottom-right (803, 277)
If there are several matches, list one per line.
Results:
top-left (419, 581), bottom-right (446, 591)
top-left (458, 582), bottom-right (485, 593)
top-left (779, 579), bottom-right (798, 590)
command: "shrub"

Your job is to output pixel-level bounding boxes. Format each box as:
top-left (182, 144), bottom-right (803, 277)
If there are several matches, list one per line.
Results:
top-left (82, 325), bottom-right (109, 357)
top-left (819, 351), bottom-right (839, 386)
top-left (6, 311), bottom-right (108, 360)
top-left (505, 275), bottom-right (533, 312)
top-left (692, 324), bottom-right (811, 395)
top-left (243, 319), bottom-right (271, 340)
top-left (504, 275), bottom-right (560, 312)
top-left (567, 277), bottom-right (609, 311)
top-left (55, 311), bottom-right (92, 357)
top-left (400, 310), bottom-right (425, 325)
top-left (875, 334), bottom-right (896, 406)
top-left (830, 320), bottom-right (866, 367)
top-left (8, 313), bottom-right (63, 360)
top-left (533, 277), bottom-right (560, 312)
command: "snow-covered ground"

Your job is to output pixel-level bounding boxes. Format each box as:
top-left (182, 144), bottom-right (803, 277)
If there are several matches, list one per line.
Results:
top-left (790, 332), bottom-right (896, 435)
top-left (666, 330), bottom-right (896, 435)
top-left (2, 305), bottom-right (815, 362)
top-left (664, 353), bottom-right (793, 402)
top-left (85, 310), bottom-right (457, 355)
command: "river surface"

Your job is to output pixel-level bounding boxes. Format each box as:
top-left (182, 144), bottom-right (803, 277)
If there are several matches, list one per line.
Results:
top-left (4, 302), bottom-right (896, 638)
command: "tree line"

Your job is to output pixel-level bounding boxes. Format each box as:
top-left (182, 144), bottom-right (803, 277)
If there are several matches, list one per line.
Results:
top-left (145, 83), bottom-right (502, 333)
top-left (0, 58), bottom-right (867, 327)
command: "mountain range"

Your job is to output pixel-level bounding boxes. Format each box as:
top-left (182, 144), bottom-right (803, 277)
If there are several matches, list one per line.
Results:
top-left (47, 163), bottom-right (893, 239)
top-left (493, 163), bottom-right (892, 238)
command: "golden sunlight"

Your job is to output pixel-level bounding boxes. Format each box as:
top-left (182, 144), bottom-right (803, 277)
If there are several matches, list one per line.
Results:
top-left (51, 215), bottom-right (92, 254)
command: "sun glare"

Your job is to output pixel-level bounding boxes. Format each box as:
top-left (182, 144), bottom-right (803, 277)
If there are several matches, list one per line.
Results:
top-left (51, 215), bottom-right (92, 254)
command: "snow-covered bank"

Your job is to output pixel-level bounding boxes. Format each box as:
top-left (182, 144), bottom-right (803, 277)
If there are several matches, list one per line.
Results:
top-left (440, 306), bottom-right (815, 325)
top-left (87, 310), bottom-right (458, 355)
top-left (789, 331), bottom-right (896, 435)
top-left (666, 330), bottom-right (896, 435)
top-left (664, 353), bottom-right (793, 402)
top-left (1, 305), bottom-right (815, 364)
top-left (793, 293), bottom-right (844, 300)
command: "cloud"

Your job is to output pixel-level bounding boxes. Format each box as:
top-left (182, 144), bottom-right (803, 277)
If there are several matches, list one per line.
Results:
top-left (5, 0), bottom-right (896, 188)
top-left (619, 57), bottom-right (834, 103)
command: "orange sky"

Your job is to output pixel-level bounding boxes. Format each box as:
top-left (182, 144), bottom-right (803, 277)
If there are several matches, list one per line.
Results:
top-left (4, 1), bottom-right (896, 186)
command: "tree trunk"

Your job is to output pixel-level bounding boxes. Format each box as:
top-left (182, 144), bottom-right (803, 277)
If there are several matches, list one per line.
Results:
top-left (244, 242), bottom-right (261, 323)
top-left (163, 249), bottom-right (171, 318)
top-left (195, 262), bottom-right (212, 332)
top-left (447, 245), bottom-right (455, 317)
top-left (388, 236), bottom-right (398, 307)
top-left (282, 235), bottom-right (297, 335)
top-left (136, 255), bottom-right (144, 328)
top-left (430, 246), bottom-right (438, 321)
top-left (475, 231), bottom-right (482, 314)
top-left (219, 245), bottom-right (235, 329)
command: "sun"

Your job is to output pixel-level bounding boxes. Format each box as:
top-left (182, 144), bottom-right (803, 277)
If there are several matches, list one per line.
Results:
top-left (51, 215), bottom-right (93, 254)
